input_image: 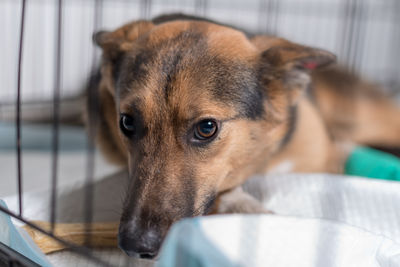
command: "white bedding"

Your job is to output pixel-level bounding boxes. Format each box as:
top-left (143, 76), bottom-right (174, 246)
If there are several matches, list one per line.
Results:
top-left (2, 172), bottom-right (400, 266)
top-left (157, 174), bottom-right (400, 267)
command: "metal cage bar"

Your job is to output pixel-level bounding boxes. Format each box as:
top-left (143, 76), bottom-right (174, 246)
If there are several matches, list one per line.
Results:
top-left (49, 0), bottom-right (63, 234)
top-left (0, 0), bottom-right (114, 266)
top-left (83, 0), bottom-right (103, 248)
top-left (15, 0), bottom-right (26, 218)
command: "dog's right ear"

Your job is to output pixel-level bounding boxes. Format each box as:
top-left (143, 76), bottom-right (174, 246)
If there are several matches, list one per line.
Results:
top-left (251, 35), bottom-right (336, 104)
top-left (93, 20), bottom-right (154, 61)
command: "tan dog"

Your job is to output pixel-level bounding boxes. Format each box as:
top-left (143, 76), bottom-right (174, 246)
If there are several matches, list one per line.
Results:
top-left (88, 14), bottom-right (400, 258)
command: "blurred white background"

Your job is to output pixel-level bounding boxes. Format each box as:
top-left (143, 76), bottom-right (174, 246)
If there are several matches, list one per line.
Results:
top-left (1, 0), bottom-right (399, 106)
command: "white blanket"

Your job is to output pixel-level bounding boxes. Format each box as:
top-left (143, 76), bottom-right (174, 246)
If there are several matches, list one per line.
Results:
top-left (3, 172), bottom-right (400, 266)
top-left (157, 174), bottom-right (400, 267)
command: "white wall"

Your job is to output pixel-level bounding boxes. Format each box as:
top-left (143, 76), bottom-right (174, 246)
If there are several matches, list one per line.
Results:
top-left (1, 0), bottom-right (399, 104)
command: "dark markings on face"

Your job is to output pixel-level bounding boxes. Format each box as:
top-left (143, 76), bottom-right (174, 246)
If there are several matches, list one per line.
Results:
top-left (116, 30), bottom-right (205, 97)
top-left (201, 191), bottom-right (217, 215)
top-left (208, 59), bottom-right (265, 119)
top-left (178, 165), bottom-right (196, 217)
top-left (121, 104), bottom-right (148, 141)
top-left (112, 52), bottom-right (126, 84)
top-left (162, 52), bottom-right (182, 100)
top-left (125, 50), bottom-right (154, 87)
top-left (157, 30), bottom-right (205, 101)
top-left (279, 105), bottom-right (298, 149)
top-left (117, 29), bottom-right (266, 121)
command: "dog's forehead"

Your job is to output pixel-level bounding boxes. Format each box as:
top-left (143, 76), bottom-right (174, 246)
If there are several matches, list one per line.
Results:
top-left (118, 21), bottom-right (264, 122)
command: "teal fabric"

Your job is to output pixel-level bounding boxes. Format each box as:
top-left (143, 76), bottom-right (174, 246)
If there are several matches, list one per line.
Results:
top-left (157, 218), bottom-right (239, 267)
top-left (345, 147), bottom-right (400, 181)
top-left (0, 200), bottom-right (52, 267)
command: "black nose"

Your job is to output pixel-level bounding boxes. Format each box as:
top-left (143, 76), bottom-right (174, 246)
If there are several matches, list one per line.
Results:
top-left (118, 227), bottom-right (161, 259)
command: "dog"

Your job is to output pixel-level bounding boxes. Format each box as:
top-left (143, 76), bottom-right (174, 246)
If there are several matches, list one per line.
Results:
top-left (87, 14), bottom-right (400, 258)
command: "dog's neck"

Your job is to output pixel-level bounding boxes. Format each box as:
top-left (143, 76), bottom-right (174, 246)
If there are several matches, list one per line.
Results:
top-left (265, 98), bottom-right (346, 174)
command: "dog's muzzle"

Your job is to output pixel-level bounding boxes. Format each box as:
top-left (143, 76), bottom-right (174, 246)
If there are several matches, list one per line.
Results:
top-left (117, 220), bottom-right (162, 259)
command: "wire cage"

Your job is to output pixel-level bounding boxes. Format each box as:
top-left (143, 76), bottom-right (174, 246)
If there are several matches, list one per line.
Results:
top-left (0, 0), bottom-right (399, 266)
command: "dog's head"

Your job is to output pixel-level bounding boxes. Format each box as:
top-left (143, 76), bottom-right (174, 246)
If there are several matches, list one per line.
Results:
top-left (92, 15), bottom-right (335, 258)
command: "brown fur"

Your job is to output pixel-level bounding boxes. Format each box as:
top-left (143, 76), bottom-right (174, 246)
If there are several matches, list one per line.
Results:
top-left (312, 67), bottom-right (400, 147)
top-left (88, 15), bottom-right (400, 257)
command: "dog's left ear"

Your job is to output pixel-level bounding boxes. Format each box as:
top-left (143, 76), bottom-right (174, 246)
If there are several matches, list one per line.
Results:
top-left (93, 20), bottom-right (154, 61)
top-left (93, 21), bottom-right (154, 96)
top-left (253, 36), bottom-right (336, 102)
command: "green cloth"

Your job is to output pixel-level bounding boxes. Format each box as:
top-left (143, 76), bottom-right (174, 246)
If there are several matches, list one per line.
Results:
top-left (345, 147), bottom-right (400, 181)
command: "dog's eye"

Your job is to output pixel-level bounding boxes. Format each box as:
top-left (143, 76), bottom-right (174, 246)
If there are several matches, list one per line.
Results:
top-left (120, 114), bottom-right (135, 136)
top-left (194, 119), bottom-right (218, 140)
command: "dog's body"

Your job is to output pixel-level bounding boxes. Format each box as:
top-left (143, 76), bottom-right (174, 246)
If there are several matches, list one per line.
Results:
top-left (88, 14), bottom-right (400, 258)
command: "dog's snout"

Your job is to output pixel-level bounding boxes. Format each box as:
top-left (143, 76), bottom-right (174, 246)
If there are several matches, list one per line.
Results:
top-left (118, 225), bottom-right (161, 259)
